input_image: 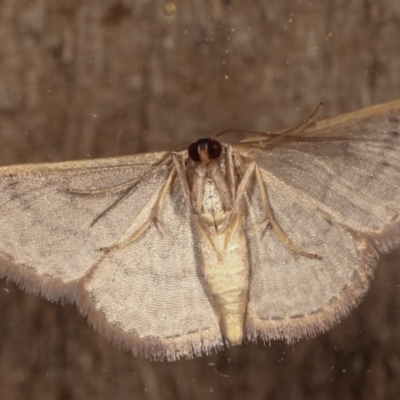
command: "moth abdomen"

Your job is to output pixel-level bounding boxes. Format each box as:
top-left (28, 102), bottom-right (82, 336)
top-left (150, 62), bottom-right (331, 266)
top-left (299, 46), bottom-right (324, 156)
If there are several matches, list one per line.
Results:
top-left (199, 215), bottom-right (250, 345)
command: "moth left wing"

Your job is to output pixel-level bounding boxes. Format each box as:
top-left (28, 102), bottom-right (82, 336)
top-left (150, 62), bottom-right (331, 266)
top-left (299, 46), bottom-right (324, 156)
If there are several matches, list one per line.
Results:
top-left (78, 188), bottom-right (223, 361)
top-left (0, 153), bottom-right (168, 300)
top-left (0, 153), bottom-right (223, 360)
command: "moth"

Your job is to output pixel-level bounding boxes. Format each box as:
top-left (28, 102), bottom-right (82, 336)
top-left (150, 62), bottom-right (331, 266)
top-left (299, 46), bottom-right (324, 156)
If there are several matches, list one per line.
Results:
top-left (0, 100), bottom-right (399, 361)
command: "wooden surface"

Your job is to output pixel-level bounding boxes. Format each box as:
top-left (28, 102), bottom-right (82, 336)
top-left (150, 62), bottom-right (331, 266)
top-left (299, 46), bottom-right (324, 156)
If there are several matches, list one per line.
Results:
top-left (0, 1), bottom-right (400, 399)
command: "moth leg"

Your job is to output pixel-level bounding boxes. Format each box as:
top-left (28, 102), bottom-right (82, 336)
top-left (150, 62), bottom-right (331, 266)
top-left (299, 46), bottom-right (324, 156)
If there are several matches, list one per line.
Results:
top-left (90, 184), bottom-right (142, 227)
top-left (100, 168), bottom-right (176, 252)
top-left (253, 165), bottom-right (320, 259)
top-left (222, 212), bottom-right (241, 251)
top-left (248, 218), bottom-right (271, 238)
top-left (68, 158), bottom-right (172, 196)
top-left (228, 161), bottom-right (319, 259)
top-left (69, 156), bottom-right (175, 227)
top-left (71, 180), bottom-right (147, 228)
top-left (88, 162), bottom-right (170, 227)
top-left (68, 177), bottom-right (143, 195)
top-left (172, 154), bottom-right (192, 204)
top-left (195, 219), bottom-right (225, 262)
top-left (225, 145), bottom-right (238, 201)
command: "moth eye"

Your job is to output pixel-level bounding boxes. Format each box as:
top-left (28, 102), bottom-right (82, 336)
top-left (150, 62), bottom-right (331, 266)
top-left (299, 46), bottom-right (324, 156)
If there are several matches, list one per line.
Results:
top-left (208, 140), bottom-right (222, 159)
top-left (188, 138), bottom-right (222, 162)
top-left (188, 141), bottom-right (201, 162)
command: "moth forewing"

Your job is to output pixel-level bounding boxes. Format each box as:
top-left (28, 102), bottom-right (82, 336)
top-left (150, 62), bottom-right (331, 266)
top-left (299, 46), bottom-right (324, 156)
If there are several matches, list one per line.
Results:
top-left (0, 153), bottom-right (169, 300)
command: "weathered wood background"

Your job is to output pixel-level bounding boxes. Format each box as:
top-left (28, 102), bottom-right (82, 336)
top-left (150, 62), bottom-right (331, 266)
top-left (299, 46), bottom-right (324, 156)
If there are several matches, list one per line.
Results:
top-left (0, 1), bottom-right (400, 399)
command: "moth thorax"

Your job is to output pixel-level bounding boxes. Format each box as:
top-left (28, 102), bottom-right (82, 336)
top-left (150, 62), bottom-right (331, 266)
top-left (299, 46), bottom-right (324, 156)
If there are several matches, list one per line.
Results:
top-left (201, 178), bottom-right (227, 222)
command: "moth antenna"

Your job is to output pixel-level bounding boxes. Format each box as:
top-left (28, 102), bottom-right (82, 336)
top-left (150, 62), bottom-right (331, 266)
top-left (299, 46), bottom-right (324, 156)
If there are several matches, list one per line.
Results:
top-left (215, 101), bottom-right (325, 143)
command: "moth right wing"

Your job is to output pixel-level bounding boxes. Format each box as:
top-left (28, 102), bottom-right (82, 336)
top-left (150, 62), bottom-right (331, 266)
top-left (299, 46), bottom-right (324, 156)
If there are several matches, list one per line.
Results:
top-left (241, 165), bottom-right (374, 344)
top-left (239, 99), bottom-right (400, 253)
top-left (236, 99), bottom-right (400, 344)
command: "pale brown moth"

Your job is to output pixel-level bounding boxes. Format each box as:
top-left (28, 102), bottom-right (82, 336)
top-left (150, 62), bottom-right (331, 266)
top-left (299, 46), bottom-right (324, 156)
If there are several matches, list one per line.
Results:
top-left (0, 100), bottom-right (399, 361)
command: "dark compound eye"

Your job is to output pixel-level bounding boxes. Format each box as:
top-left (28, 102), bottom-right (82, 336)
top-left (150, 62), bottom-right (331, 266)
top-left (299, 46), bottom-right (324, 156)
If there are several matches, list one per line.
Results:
top-left (188, 138), bottom-right (222, 162)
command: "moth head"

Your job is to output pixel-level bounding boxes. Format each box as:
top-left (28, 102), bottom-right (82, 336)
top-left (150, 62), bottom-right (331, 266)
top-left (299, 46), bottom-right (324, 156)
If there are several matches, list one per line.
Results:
top-left (188, 138), bottom-right (222, 165)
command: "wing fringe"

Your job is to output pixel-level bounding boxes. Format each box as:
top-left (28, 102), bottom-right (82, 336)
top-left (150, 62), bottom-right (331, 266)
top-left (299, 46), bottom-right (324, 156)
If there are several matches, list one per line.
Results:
top-left (0, 253), bottom-right (77, 303)
top-left (76, 285), bottom-right (224, 361)
top-left (246, 219), bottom-right (400, 344)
